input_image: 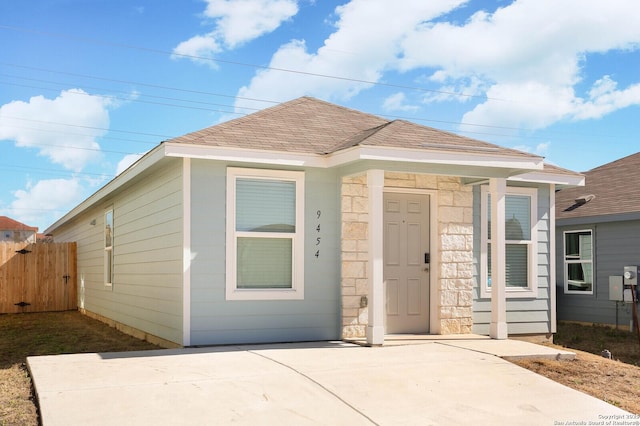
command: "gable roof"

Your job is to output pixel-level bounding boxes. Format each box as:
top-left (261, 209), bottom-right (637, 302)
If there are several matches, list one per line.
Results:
top-left (556, 152), bottom-right (640, 220)
top-left (0, 216), bottom-right (38, 232)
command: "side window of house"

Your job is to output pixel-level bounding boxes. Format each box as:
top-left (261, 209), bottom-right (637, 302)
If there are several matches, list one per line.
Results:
top-left (226, 168), bottom-right (305, 300)
top-left (564, 230), bottom-right (593, 294)
top-left (105, 209), bottom-right (114, 287)
top-left (481, 186), bottom-right (538, 297)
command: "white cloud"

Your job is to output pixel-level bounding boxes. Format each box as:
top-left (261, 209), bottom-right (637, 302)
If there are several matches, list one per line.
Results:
top-left (205, 0), bottom-right (298, 47)
top-left (7, 178), bottom-right (85, 230)
top-left (512, 142), bottom-right (550, 157)
top-left (397, 0), bottom-right (640, 129)
top-left (573, 76), bottom-right (640, 120)
top-left (172, 34), bottom-right (222, 67)
top-left (236, 0), bottom-right (640, 130)
top-left (383, 93), bottom-right (419, 112)
top-left (235, 0), bottom-right (466, 110)
top-left (460, 82), bottom-right (578, 131)
top-left (0, 89), bottom-right (112, 172)
top-left (116, 153), bottom-right (146, 175)
top-left (173, 0), bottom-right (298, 63)
top-left (422, 76), bottom-right (487, 104)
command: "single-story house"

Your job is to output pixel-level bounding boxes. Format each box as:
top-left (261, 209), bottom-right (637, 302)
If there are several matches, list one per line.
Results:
top-left (45, 97), bottom-right (584, 347)
top-left (0, 216), bottom-right (38, 243)
top-left (555, 152), bottom-right (640, 329)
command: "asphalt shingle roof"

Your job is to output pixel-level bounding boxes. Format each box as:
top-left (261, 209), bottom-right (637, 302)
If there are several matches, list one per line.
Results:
top-left (167, 97), bottom-right (541, 160)
top-left (556, 152), bottom-right (640, 220)
top-left (167, 97), bottom-right (387, 154)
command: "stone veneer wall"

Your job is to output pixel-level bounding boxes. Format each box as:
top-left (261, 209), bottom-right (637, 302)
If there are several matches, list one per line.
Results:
top-left (341, 172), bottom-right (473, 339)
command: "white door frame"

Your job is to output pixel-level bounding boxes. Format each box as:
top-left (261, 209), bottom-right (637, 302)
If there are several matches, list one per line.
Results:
top-left (384, 187), bottom-right (439, 335)
top-left (366, 171), bottom-right (439, 345)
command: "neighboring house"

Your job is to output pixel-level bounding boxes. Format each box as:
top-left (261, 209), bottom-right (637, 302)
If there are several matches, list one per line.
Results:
top-left (556, 152), bottom-right (640, 329)
top-left (45, 97), bottom-right (584, 348)
top-left (0, 216), bottom-right (38, 243)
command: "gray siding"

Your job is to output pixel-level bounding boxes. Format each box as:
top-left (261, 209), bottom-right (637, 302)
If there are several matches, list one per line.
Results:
top-left (472, 184), bottom-right (553, 335)
top-left (53, 160), bottom-right (184, 344)
top-left (556, 219), bottom-right (640, 327)
top-left (189, 160), bottom-right (341, 345)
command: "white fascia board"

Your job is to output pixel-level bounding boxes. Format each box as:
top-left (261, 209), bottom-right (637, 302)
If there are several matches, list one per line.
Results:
top-left (163, 143), bottom-right (545, 173)
top-left (342, 146), bottom-right (545, 171)
top-left (163, 143), bottom-right (325, 167)
top-left (44, 144), bottom-right (167, 234)
top-left (508, 171), bottom-right (585, 187)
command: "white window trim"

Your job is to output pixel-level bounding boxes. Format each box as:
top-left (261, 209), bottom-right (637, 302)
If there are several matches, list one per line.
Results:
top-left (226, 167), bottom-right (305, 300)
top-left (563, 229), bottom-right (594, 295)
top-left (480, 186), bottom-right (538, 298)
top-left (104, 208), bottom-right (114, 288)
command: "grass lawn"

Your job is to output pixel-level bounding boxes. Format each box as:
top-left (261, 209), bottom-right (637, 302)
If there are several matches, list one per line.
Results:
top-left (0, 311), bottom-right (159, 426)
top-left (1, 312), bottom-right (640, 424)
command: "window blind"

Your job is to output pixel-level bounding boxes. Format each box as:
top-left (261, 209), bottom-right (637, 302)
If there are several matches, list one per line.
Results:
top-left (236, 178), bottom-right (295, 232)
top-left (487, 194), bottom-right (531, 240)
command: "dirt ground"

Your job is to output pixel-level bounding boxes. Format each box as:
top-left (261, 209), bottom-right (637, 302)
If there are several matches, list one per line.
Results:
top-left (0, 311), bottom-right (159, 426)
top-left (1, 313), bottom-right (640, 425)
top-left (511, 322), bottom-right (640, 415)
top-left (512, 348), bottom-right (640, 414)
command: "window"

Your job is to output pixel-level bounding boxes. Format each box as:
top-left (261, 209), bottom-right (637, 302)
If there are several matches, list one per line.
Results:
top-left (564, 230), bottom-right (593, 294)
top-left (481, 186), bottom-right (538, 298)
top-left (226, 168), bottom-right (304, 300)
top-left (104, 209), bottom-right (114, 287)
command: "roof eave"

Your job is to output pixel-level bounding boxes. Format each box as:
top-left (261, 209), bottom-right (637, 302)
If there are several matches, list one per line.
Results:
top-left (163, 143), bottom-right (325, 167)
top-left (508, 171), bottom-right (585, 187)
top-left (44, 144), bottom-right (167, 234)
top-left (345, 145), bottom-right (544, 171)
top-left (165, 143), bottom-right (545, 175)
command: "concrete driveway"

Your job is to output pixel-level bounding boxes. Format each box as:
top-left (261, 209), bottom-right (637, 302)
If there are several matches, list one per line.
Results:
top-left (28, 340), bottom-right (629, 425)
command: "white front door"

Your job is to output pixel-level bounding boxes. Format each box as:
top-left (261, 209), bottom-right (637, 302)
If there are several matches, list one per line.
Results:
top-left (384, 192), bottom-right (430, 334)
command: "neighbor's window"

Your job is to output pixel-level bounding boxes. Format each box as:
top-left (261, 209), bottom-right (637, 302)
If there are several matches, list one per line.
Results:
top-left (564, 230), bottom-right (593, 294)
top-left (104, 209), bottom-right (114, 287)
top-left (226, 168), bottom-right (304, 300)
top-left (481, 186), bottom-right (538, 298)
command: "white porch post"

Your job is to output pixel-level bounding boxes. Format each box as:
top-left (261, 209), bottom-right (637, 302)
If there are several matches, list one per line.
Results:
top-left (489, 177), bottom-right (508, 339)
top-left (366, 169), bottom-right (385, 345)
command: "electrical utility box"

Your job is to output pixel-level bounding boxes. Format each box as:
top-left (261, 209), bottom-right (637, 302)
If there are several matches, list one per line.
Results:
top-left (623, 266), bottom-right (640, 286)
top-left (609, 276), bottom-right (624, 301)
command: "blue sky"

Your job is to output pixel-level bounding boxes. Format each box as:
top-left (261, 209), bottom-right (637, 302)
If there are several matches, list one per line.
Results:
top-left (1, 0), bottom-right (639, 231)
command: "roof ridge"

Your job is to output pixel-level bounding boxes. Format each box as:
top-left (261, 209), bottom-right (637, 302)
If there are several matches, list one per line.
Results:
top-left (388, 119), bottom-right (543, 158)
top-left (299, 96), bottom-right (388, 122)
top-left (585, 151), bottom-right (640, 173)
top-left (325, 121), bottom-right (394, 152)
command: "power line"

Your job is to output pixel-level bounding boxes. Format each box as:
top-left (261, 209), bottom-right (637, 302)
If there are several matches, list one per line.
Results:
top-left (1, 62), bottom-right (629, 144)
top-left (0, 114), bottom-right (173, 139)
top-left (0, 62), bottom-right (279, 107)
top-left (0, 163), bottom-right (115, 179)
top-left (0, 25), bottom-right (496, 102)
top-left (0, 78), bottom-right (255, 115)
top-left (0, 122), bottom-right (159, 147)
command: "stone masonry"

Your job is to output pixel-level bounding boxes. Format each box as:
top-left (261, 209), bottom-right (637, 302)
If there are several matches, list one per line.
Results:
top-left (341, 172), bottom-right (474, 338)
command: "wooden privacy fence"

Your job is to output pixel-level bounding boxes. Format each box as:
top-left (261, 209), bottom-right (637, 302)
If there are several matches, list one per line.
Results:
top-left (0, 242), bottom-right (77, 313)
